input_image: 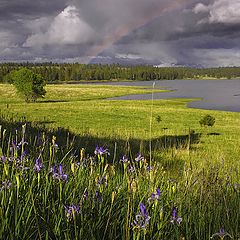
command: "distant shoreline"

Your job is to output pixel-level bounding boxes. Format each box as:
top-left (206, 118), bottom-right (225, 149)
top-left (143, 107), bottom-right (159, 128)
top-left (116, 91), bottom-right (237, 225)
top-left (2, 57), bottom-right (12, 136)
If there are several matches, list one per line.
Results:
top-left (47, 77), bottom-right (240, 84)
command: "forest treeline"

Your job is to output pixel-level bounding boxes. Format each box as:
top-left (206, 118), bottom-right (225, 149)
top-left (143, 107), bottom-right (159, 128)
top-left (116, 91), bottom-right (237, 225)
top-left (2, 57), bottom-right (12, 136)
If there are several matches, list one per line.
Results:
top-left (1, 62), bottom-right (240, 82)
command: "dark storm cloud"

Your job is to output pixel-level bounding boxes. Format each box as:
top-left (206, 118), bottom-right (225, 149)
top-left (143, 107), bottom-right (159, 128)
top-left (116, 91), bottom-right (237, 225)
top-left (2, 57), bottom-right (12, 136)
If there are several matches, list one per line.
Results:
top-left (101, 0), bottom-right (240, 67)
top-left (1, 0), bottom-right (240, 66)
top-left (0, 0), bottom-right (67, 19)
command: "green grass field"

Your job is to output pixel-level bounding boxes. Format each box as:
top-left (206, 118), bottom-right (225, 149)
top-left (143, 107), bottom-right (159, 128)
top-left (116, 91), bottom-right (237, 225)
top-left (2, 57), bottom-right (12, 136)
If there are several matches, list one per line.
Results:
top-left (0, 83), bottom-right (239, 167)
top-left (0, 83), bottom-right (240, 239)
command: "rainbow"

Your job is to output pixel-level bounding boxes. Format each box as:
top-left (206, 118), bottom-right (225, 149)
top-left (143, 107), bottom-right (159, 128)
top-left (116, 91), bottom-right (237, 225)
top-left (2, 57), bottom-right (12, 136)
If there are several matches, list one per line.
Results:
top-left (86, 0), bottom-right (189, 63)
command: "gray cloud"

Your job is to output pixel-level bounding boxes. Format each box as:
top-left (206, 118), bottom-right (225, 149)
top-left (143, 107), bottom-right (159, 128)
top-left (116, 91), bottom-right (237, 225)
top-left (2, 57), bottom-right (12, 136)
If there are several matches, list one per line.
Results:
top-left (194, 0), bottom-right (240, 24)
top-left (0, 0), bottom-right (67, 20)
top-left (23, 6), bottom-right (95, 47)
top-left (1, 0), bottom-right (240, 67)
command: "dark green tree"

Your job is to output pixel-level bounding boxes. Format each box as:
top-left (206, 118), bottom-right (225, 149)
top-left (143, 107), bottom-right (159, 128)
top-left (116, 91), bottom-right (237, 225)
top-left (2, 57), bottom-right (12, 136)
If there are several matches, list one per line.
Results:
top-left (199, 114), bottom-right (215, 127)
top-left (8, 68), bottom-right (46, 102)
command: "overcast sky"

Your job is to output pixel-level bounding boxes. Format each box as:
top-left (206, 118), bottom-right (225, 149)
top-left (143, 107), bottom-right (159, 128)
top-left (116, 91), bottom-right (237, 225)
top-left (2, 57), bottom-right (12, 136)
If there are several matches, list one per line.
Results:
top-left (1, 0), bottom-right (240, 67)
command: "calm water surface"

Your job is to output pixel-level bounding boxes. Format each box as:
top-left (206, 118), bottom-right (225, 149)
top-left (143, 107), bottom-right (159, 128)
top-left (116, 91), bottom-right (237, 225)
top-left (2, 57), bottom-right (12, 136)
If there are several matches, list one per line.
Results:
top-left (101, 80), bottom-right (240, 112)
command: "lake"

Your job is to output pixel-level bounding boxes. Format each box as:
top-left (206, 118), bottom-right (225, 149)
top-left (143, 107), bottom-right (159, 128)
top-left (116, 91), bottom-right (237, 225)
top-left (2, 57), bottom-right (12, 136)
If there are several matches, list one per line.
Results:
top-left (99, 80), bottom-right (240, 112)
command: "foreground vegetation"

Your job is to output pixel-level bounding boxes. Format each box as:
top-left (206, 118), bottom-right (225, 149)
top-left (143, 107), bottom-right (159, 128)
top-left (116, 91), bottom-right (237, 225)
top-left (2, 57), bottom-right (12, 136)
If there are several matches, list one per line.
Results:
top-left (0, 83), bottom-right (240, 239)
top-left (0, 123), bottom-right (239, 239)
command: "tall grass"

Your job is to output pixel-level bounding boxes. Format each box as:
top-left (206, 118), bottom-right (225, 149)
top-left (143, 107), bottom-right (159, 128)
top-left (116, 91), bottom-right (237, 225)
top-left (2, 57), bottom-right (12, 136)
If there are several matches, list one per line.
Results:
top-left (0, 122), bottom-right (239, 239)
top-left (0, 83), bottom-right (239, 239)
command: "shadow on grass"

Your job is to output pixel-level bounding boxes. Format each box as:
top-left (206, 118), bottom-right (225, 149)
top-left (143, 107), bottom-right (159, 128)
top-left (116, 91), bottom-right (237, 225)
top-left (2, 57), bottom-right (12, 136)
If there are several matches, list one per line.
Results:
top-left (34, 120), bottom-right (56, 125)
top-left (38, 100), bottom-right (69, 103)
top-left (207, 132), bottom-right (220, 136)
top-left (0, 117), bottom-right (201, 163)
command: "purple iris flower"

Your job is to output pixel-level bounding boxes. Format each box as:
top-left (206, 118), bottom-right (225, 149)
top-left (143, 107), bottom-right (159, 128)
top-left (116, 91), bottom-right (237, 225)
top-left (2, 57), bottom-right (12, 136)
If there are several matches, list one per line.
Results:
top-left (128, 165), bottom-right (135, 173)
top-left (34, 158), bottom-right (44, 173)
top-left (97, 176), bottom-right (107, 186)
top-left (146, 165), bottom-right (154, 172)
top-left (12, 140), bottom-right (20, 149)
top-left (51, 164), bottom-right (68, 182)
top-left (52, 143), bottom-right (58, 148)
top-left (233, 183), bottom-right (240, 189)
top-left (0, 180), bottom-right (12, 191)
top-left (94, 146), bottom-right (99, 155)
top-left (95, 191), bottom-right (103, 203)
top-left (21, 150), bottom-right (28, 161)
top-left (10, 143), bottom-right (19, 155)
top-left (83, 190), bottom-right (89, 199)
top-left (11, 139), bottom-right (27, 153)
top-left (94, 146), bottom-right (110, 156)
top-left (0, 156), bottom-right (7, 163)
top-left (133, 202), bottom-right (150, 230)
top-left (120, 155), bottom-right (128, 163)
top-left (14, 164), bottom-right (30, 171)
top-left (65, 204), bottom-right (80, 220)
top-left (211, 228), bottom-right (233, 239)
top-left (148, 188), bottom-right (161, 202)
top-left (140, 203), bottom-right (148, 217)
top-left (50, 165), bottom-right (55, 173)
top-left (170, 207), bottom-right (182, 225)
top-left (135, 153), bottom-right (144, 162)
top-left (18, 139), bottom-right (28, 146)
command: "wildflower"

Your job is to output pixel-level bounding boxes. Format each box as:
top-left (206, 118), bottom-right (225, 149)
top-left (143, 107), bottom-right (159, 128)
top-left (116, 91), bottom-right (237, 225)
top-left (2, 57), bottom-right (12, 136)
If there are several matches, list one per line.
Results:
top-left (135, 153), bottom-right (144, 162)
top-left (52, 136), bottom-right (58, 148)
top-left (94, 146), bottom-right (110, 156)
top-left (233, 183), bottom-right (240, 189)
top-left (12, 140), bottom-right (20, 150)
top-left (15, 164), bottom-right (30, 171)
top-left (95, 191), bottom-right (103, 203)
top-left (21, 150), bottom-right (28, 161)
top-left (34, 158), bottom-right (44, 173)
top-left (128, 165), bottom-right (135, 173)
top-left (83, 190), bottom-right (89, 200)
top-left (132, 202), bottom-right (150, 230)
top-left (146, 165), bottom-right (154, 172)
top-left (211, 228), bottom-right (233, 239)
top-left (120, 155), bottom-right (129, 163)
top-left (0, 156), bottom-right (7, 163)
top-left (65, 204), bottom-right (80, 221)
top-left (50, 164), bottom-right (68, 182)
top-left (169, 178), bottom-right (177, 183)
top-left (0, 180), bottom-right (12, 191)
top-left (18, 138), bottom-right (28, 147)
top-left (148, 188), bottom-right (161, 202)
top-left (170, 207), bottom-right (182, 225)
top-left (97, 175), bottom-right (108, 187)
top-left (94, 146), bottom-right (99, 155)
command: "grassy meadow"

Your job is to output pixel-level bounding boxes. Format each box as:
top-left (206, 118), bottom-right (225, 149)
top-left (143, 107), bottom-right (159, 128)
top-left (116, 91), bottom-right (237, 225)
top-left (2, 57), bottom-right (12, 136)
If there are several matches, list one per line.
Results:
top-left (0, 83), bottom-right (240, 239)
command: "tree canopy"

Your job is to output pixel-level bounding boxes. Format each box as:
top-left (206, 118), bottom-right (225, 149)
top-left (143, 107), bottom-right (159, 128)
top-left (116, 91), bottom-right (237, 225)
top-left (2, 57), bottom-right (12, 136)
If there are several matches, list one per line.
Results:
top-left (7, 68), bottom-right (46, 102)
top-left (1, 63), bottom-right (240, 83)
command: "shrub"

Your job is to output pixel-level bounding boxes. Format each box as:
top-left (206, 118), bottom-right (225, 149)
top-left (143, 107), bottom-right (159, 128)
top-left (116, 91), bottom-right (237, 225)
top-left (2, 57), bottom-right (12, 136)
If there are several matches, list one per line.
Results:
top-left (155, 115), bottom-right (162, 123)
top-left (199, 114), bottom-right (215, 127)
